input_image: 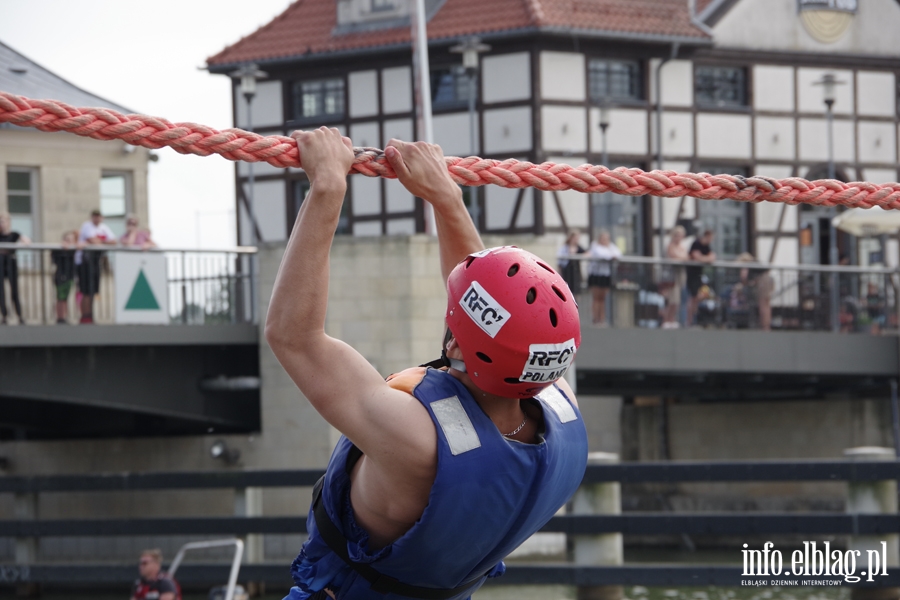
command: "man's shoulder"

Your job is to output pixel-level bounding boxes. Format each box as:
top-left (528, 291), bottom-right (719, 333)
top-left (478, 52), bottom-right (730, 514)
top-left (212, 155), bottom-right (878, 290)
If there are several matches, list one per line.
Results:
top-left (385, 366), bottom-right (429, 395)
top-left (155, 575), bottom-right (177, 592)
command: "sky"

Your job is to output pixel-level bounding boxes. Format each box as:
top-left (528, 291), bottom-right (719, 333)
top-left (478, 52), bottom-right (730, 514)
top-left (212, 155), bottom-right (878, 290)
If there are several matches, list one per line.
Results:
top-left (0, 0), bottom-right (294, 249)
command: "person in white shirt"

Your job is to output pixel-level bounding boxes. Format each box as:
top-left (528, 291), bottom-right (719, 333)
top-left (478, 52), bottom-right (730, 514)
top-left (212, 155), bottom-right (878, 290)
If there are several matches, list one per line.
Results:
top-left (76, 209), bottom-right (117, 324)
top-left (587, 229), bottom-right (622, 325)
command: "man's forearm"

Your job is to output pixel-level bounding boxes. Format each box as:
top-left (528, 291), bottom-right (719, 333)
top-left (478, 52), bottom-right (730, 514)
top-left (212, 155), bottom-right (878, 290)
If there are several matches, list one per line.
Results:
top-left (430, 190), bottom-right (484, 284)
top-left (266, 177), bottom-right (346, 343)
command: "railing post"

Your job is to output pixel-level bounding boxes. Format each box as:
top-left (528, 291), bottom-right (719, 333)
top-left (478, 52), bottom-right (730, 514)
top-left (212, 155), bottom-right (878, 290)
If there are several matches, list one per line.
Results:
top-left (14, 492), bottom-right (39, 596)
top-left (180, 251), bottom-right (188, 324)
top-left (844, 446), bottom-right (899, 600)
top-left (235, 485), bottom-right (265, 594)
top-left (572, 452), bottom-right (623, 600)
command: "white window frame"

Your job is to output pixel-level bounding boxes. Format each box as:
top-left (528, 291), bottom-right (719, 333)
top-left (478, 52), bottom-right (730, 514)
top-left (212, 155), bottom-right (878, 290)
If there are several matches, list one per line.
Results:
top-left (6, 166), bottom-right (40, 242)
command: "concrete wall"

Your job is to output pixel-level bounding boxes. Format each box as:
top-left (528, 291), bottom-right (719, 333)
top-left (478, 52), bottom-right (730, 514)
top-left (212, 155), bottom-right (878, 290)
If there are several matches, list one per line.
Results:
top-left (0, 128), bottom-right (150, 243)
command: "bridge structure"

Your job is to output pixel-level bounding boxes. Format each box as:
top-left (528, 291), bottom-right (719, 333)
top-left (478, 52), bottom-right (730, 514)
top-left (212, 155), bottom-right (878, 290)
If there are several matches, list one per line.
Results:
top-left (1, 243), bottom-right (898, 439)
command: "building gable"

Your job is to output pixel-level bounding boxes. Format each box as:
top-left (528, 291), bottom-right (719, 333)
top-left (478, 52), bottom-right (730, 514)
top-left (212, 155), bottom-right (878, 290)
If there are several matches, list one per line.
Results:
top-left (710, 0), bottom-right (900, 56)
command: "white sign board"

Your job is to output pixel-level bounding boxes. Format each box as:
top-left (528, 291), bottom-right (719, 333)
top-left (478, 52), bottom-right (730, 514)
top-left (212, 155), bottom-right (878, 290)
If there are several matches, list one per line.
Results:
top-left (113, 252), bottom-right (169, 324)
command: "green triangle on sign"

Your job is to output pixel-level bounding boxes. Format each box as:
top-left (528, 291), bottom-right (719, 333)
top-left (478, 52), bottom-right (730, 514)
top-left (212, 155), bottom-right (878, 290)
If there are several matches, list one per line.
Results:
top-left (125, 268), bottom-right (161, 310)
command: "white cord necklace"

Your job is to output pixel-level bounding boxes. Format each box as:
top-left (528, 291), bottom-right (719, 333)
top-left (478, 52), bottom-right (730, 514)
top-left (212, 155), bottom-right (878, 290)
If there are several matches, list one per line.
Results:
top-left (502, 415), bottom-right (528, 437)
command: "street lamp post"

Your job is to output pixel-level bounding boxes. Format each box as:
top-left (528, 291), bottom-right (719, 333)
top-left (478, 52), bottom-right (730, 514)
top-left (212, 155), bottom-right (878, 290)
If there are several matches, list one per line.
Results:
top-left (230, 63), bottom-right (266, 324)
top-left (599, 102), bottom-right (610, 170)
top-left (230, 63), bottom-right (267, 246)
top-left (450, 37), bottom-right (490, 226)
top-left (814, 73), bottom-right (845, 331)
top-left (595, 102), bottom-right (611, 241)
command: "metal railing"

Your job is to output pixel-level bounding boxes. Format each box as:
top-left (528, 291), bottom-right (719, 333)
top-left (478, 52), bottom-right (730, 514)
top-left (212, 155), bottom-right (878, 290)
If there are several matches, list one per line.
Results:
top-left (0, 243), bottom-right (257, 325)
top-left (0, 460), bottom-right (897, 588)
top-left (567, 255), bottom-right (900, 333)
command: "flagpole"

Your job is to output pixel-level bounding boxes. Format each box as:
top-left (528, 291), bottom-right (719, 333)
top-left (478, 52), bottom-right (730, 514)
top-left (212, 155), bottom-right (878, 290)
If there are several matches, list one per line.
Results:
top-left (410, 0), bottom-right (436, 234)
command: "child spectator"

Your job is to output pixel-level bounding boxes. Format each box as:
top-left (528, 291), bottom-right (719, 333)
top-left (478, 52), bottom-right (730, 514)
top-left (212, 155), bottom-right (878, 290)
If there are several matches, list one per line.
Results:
top-left (51, 231), bottom-right (78, 324)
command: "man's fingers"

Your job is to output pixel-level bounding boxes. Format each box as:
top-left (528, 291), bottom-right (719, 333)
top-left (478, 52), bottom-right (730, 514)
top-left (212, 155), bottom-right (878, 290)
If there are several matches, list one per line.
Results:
top-left (385, 145), bottom-right (411, 180)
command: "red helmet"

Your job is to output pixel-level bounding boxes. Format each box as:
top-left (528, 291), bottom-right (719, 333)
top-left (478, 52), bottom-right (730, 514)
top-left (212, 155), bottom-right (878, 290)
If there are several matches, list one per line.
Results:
top-left (445, 246), bottom-right (581, 398)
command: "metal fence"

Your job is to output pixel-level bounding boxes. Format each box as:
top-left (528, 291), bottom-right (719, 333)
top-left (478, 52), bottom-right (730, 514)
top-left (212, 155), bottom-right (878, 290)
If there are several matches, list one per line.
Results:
top-left (0, 243), bottom-right (257, 325)
top-left (567, 255), bottom-right (900, 333)
top-left (0, 460), bottom-right (898, 588)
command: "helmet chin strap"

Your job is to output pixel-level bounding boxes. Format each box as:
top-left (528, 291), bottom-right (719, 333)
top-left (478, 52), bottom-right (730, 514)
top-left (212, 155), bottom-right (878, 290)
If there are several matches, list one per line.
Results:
top-left (441, 327), bottom-right (467, 373)
top-left (447, 356), bottom-right (467, 373)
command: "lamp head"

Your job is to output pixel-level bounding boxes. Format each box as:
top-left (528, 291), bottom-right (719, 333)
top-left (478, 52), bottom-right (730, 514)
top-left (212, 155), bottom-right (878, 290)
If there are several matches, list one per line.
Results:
top-left (813, 72), bottom-right (844, 107)
top-left (598, 100), bottom-right (611, 130)
top-left (230, 63), bottom-right (268, 101)
top-left (449, 37), bottom-right (491, 72)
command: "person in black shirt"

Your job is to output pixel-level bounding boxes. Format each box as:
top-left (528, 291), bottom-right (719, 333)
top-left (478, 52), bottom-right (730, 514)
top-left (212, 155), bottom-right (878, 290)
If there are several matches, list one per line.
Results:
top-left (686, 229), bottom-right (716, 326)
top-left (131, 549), bottom-right (179, 600)
top-left (0, 213), bottom-right (31, 325)
top-left (51, 230), bottom-right (78, 324)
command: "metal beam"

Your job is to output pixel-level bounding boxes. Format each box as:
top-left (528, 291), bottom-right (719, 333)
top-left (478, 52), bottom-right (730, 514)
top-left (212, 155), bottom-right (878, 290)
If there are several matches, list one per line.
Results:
top-left (1, 513), bottom-right (897, 537)
top-left (0, 460), bottom-right (896, 493)
top-left (8, 564), bottom-right (900, 587)
top-left (577, 328), bottom-right (899, 377)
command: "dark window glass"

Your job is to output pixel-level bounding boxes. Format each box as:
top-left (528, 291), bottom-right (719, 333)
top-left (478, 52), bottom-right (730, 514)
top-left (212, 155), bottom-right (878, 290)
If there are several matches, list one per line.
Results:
top-left (695, 66), bottom-right (747, 107)
top-left (292, 78), bottom-right (345, 121)
top-left (7, 171), bottom-right (30, 191)
top-left (697, 165), bottom-right (749, 258)
top-left (588, 59), bottom-right (643, 102)
top-left (371, 0), bottom-right (396, 11)
top-left (430, 67), bottom-right (471, 108)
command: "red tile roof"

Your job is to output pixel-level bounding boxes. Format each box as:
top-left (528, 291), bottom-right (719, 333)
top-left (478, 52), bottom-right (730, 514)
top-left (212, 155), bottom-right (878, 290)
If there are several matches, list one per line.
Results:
top-left (207, 0), bottom-right (709, 68)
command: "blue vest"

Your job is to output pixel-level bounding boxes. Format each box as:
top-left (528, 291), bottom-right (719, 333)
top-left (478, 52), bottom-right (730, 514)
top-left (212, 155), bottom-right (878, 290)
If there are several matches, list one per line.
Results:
top-left (285, 368), bottom-right (587, 600)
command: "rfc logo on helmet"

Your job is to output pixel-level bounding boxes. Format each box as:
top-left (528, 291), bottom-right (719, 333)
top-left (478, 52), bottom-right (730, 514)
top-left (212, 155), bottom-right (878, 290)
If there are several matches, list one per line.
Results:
top-left (459, 281), bottom-right (511, 338)
top-left (520, 339), bottom-right (576, 383)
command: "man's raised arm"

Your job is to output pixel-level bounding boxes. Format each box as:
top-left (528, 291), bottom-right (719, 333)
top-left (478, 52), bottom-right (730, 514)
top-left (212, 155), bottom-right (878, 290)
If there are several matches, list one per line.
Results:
top-left (264, 128), bottom-right (435, 462)
top-left (384, 141), bottom-right (484, 282)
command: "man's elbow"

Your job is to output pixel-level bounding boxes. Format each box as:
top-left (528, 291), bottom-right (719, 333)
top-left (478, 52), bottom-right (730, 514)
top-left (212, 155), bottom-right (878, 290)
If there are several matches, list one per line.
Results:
top-left (264, 317), bottom-right (288, 351)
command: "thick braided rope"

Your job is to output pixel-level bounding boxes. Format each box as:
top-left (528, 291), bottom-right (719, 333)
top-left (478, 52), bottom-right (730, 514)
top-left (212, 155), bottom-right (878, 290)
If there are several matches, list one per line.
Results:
top-left (3, 91), bottom-right (900, 209)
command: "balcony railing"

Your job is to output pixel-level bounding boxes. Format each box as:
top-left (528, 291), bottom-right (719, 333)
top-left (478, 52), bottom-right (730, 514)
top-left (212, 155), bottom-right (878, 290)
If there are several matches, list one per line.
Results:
top-left (566, 255), bottom-right (900, 334)
top-left (0, 243), bottom-right (257, 326)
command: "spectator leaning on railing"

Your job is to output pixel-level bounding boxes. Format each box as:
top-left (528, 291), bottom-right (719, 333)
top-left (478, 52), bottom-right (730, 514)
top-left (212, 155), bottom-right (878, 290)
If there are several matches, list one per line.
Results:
top-left (662, 225), bottom-right (688, 329)
top-left (686, 230), bottom-right (716, 327)
top-left (557, 229), bottom-right (586, 294)
top-left (76, 209), bottom-right (117, 324)
top-left (587, 229), bottom-right (622, 326)
top-left (51, 230), bottom-right (79, 325)
top-left (0, 212), bottom-right (31, 325)
top-left (120, 215), bottom-right (157, 250)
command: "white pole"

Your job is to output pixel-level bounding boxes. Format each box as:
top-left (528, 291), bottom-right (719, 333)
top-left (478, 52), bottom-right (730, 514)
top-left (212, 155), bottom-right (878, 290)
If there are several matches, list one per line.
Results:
top-left (410, 0), bottom-right (436, 234)
top-left (411, 0), bottom-right (433, 143)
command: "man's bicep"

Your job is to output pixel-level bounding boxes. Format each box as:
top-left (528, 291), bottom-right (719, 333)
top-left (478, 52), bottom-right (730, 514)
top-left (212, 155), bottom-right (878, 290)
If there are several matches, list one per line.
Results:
top-left (269, 335), bottom-right (433, 456)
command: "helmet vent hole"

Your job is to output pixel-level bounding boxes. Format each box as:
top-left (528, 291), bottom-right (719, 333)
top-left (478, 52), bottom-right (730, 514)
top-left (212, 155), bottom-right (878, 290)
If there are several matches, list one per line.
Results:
top-left (549, 308), bottom-right (558, 327)
top-left (526, 287), bottom-right (537, 304)
top-left (465, 257), bottom-right (476, 269)
top-left (476, 352), bottom-right (493, 363)
top-left (537, 261), bottom-right (554, 273)
top-left (504, 377), bottom-right (520, 384)
top-left (552, 285), bottom-right (566, 302)
top-left (507, 264), bottom-right (520, 277)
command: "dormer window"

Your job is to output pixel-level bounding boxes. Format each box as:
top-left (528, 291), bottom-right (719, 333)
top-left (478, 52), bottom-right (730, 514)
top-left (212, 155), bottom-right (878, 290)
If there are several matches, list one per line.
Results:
top-left (371, 0), bottom-right (397, 11)
top-left (336, 0), bottom-right (408, 27)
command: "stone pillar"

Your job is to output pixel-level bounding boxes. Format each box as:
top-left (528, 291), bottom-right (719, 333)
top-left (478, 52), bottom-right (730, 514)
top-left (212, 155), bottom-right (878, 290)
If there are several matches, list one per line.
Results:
top-left (235, 486), bottom-right (265, 596)
top-left (571, 452), bottom-right (623, 600)
top-left (844, 447), bottom-right (899, 600)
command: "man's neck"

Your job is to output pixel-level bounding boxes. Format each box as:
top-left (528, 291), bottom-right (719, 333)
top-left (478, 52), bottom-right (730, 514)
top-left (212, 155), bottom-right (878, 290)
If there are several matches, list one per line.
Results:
top-left (448, 369), bottom-right (527, 431)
